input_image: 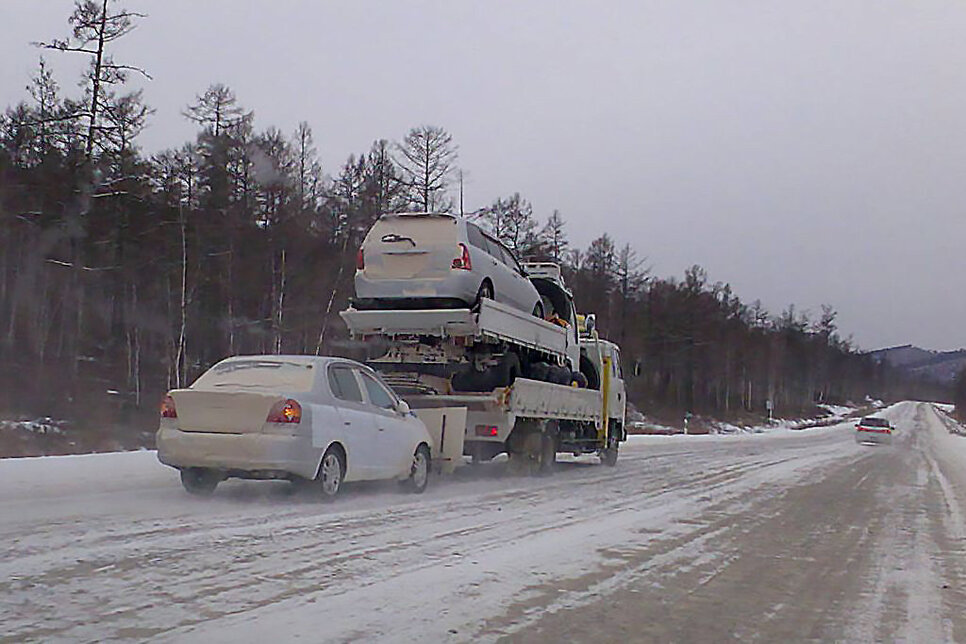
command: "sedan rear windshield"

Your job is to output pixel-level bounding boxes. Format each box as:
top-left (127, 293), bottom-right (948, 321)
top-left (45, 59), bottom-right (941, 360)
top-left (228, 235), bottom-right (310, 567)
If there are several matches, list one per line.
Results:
top-left (860, 417), bottom-right (890, 427)
top-left (192, 360), bottom-right (316, 393)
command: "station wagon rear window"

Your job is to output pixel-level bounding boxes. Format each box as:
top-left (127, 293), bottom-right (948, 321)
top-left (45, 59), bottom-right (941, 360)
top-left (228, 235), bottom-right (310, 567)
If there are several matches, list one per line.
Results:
top-left (860, 417), bottom-right (890, 427)
top-left (192, 360), bottom-right (315, 392)
top-left (367, 215), bottom-right (457, 248)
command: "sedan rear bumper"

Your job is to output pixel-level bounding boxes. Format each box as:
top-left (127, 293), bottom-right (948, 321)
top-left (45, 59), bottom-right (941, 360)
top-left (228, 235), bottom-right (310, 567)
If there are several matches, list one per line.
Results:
top-left (156, 427), bottom-right (321, 480)
top-left (855, 429), bottom-right (893, 444)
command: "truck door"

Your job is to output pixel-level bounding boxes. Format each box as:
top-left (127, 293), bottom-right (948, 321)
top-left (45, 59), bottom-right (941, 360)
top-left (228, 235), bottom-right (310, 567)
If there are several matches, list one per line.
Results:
top-left (609, 348), bottom-right (626, 425)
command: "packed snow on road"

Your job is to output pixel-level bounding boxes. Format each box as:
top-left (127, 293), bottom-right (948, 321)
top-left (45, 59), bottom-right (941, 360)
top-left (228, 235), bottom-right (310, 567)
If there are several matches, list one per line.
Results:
top-left (3, 402), bottom-right (966, 642)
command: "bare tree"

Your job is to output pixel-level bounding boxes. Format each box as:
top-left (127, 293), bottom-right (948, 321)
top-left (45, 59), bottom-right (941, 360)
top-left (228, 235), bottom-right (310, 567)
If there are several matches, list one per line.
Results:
top-left (395, 125), bottom-right (458, 212)
top-left (540, 209), bottom-right (568, 262)
top-left (183, 84), bottom-right (252, 138)
top-left (35, 0), bottom-right (150, 158)
top-left (477, 193), bottom-right (538, 257)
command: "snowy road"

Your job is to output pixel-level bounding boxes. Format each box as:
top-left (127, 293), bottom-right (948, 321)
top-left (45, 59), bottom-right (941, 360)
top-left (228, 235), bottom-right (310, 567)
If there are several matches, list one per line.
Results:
top-left (2, 402), bottom-right (965, 642)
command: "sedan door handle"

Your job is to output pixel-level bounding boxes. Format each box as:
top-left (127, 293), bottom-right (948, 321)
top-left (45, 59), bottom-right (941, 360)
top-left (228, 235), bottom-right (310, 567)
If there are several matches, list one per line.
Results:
top-left (344, 421), bottom-right (351, 426)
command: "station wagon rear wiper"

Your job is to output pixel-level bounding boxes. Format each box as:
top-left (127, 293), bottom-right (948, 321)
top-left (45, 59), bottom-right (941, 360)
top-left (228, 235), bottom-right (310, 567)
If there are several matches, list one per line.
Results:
top-left (381, 233), bottom-right (417, 247)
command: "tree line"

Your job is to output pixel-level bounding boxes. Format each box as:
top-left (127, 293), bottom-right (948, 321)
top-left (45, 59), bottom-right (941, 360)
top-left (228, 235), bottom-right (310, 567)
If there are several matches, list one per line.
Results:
top-left (0, 1), bottom-right (942, 438)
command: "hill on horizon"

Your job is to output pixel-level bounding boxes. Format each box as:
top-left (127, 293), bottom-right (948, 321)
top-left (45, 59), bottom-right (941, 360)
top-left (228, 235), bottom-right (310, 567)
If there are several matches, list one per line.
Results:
top-left (868, 344), bottom-right (966, 384)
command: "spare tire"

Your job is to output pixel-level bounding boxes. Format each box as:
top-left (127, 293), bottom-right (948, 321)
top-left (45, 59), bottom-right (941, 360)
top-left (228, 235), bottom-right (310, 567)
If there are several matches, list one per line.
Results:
top-left (493, 352), bottom-right (521, 388)
top-left (549, 365), bottom-right (572, 385)
top-left (527, 361), bottom-right (551, 382)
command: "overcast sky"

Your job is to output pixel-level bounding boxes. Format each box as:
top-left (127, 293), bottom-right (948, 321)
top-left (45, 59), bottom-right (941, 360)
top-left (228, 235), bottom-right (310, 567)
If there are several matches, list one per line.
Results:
top-left (2, 1), bottom-right (964, 351)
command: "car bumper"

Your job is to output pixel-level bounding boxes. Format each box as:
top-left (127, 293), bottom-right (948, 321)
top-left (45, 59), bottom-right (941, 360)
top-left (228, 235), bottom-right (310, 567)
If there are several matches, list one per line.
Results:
top-left (855, 430), bottom-right (892, 444)
top-left (354, 272), bottom-right (481, 307)
top-left (156, 427), bottom-right (321, 480)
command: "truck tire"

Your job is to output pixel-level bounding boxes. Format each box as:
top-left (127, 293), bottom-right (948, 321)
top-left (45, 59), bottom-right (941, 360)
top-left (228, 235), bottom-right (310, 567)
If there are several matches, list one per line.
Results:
top-left (571, 371), bottom-right (588, 388)
top-left (600, 441), bottom-right (619, 467)
top-left (492, 352), bottom-right (520, 388)
top-left (538, 433), bottom-right (556, 475)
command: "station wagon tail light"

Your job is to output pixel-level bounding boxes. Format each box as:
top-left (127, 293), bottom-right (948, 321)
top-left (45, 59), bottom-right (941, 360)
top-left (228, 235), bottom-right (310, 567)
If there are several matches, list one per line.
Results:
top-left (452, 243), bottom-right (472, 270)
top-left (267, 399), bottom-right (302, 424)
top-left (160, 394), bottom-right (177, 418)
top-left (475, 425), bottom-right (499, 437)
top-left (356, 248), bottom-right (365, 270)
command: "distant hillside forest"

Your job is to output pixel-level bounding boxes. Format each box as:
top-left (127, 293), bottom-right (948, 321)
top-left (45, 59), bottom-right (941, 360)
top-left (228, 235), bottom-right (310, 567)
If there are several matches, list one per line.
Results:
top-left (0, 2), bottom-right (947, 438)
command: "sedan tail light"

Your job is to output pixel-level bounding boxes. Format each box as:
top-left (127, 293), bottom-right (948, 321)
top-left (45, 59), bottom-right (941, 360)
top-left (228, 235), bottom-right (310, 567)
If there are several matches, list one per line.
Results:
top-left (160, 394), bottom-right (177, 419)
top-left (452, 243), bottom-right (472, 270)
top-left (356, 248), bottom-right (365, 271)
top-left (267, 399), bottom-right (302, 424)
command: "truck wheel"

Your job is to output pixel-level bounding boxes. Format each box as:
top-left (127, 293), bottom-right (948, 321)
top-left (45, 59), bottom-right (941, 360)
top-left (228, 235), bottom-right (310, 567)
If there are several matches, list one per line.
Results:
top-left (402, 444), bottom-right (431, 493)
top-left (571, 371), bottom-right (588, 388)
top-left (180, 467), bottom-right (221, 496)
top-left (600, 443), bottom-right (619, 467)
top-left (538, 433), bottom-right (556, 475)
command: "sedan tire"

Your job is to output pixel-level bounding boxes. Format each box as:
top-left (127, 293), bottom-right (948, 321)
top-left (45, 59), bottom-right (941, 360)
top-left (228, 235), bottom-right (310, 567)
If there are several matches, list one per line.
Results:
top-left (180, 467), bottom-right (221, 496)
top-left (402, 444), bottom-right (431, 494)
top-left (317, 447), bottom-right (345, 500)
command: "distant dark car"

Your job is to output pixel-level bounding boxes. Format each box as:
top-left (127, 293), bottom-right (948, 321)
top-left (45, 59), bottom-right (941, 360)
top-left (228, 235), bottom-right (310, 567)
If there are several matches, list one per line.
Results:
top-left (855, 416), bottom-right (893, 445)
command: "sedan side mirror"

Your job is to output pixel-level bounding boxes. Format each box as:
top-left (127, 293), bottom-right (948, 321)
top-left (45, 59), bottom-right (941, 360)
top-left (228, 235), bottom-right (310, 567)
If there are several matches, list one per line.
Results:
top-left (396, 400), bottom-right (411, 415)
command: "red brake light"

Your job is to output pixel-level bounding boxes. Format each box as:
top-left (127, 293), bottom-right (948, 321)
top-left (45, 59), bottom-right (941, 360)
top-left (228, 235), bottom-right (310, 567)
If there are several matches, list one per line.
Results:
top-left (356, 248), bottom-right (365, 271)
top-left (160, 394), bottom-right (177, 419)
top-left (475, 424), bottom-right (498, 437)
top-left (452, 243), bottom-right (472, 270)
top-left (267, 399), bottom-right (302, 424)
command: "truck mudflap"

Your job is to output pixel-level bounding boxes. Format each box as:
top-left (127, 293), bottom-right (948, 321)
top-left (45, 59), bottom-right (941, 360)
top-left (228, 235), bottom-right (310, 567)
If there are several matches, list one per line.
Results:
top-left (340, 299), bottom-right (572, 362)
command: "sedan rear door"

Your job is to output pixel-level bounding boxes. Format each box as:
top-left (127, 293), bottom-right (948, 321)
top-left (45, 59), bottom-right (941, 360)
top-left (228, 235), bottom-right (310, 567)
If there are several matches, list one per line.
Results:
top-left (326, 364), bottom-right (381, 480)
top-left (358, 372), bottom-right (416, 478)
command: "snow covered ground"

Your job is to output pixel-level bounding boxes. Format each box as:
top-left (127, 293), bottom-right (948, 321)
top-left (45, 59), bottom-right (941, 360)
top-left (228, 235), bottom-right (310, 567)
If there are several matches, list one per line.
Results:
top-left (2, 402), bottom-right (965, 642)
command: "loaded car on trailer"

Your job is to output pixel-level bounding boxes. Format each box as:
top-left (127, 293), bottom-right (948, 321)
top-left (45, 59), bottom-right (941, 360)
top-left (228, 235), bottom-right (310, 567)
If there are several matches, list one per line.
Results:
top-left (343, 222), bottom-right (628, 472)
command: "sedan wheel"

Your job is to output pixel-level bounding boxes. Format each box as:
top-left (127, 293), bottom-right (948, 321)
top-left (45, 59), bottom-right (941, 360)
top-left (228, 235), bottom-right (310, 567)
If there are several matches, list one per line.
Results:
top-left (318, 449), bottom-right (344, 500)
top-left (403, 444), bottom-right (431, 493)
top-left (180, 467), bottom-right (220, 496)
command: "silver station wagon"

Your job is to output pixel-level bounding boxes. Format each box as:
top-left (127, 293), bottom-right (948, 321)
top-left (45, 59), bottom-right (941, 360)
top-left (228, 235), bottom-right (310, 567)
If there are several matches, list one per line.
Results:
top-left (353, 212), bottom-right (544, 317)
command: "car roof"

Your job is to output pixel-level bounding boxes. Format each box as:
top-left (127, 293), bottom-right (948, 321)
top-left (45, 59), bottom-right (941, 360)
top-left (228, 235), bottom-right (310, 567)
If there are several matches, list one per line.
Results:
top-left (378, 211), bottom-right (455, 220)
top-left (216, 355), bottom-right (363, 369)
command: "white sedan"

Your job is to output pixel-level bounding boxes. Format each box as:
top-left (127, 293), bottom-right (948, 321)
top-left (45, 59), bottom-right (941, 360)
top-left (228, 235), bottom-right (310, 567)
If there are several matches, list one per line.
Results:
top-left (156, 355), bottom-right (433, 498)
